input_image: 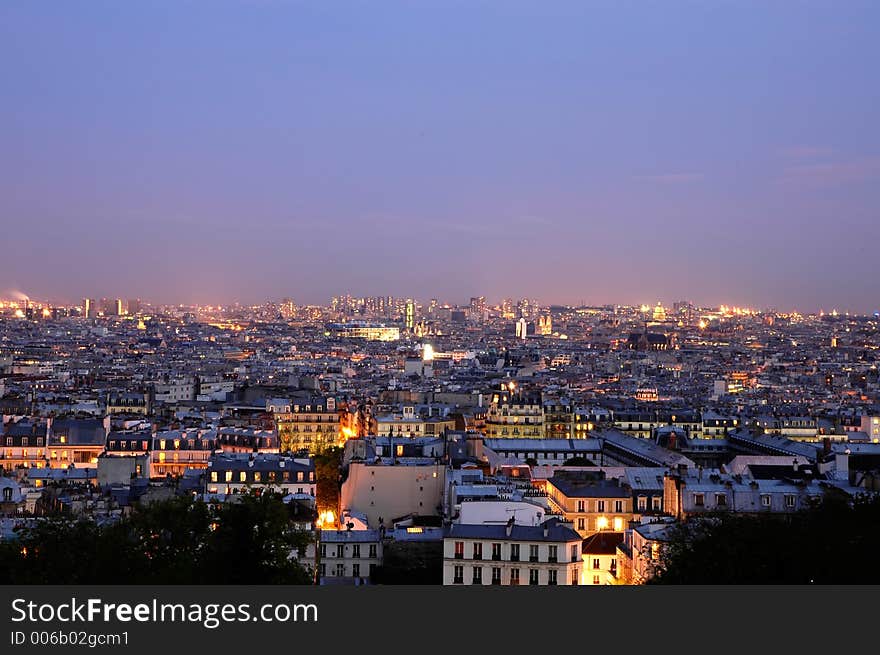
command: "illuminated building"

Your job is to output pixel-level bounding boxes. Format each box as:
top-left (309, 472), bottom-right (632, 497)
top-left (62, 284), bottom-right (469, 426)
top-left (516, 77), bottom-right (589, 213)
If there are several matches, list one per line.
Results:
top-left (328, 322), bottom-right (400, 342)
top-left (274, 397), bottom-right (346, 454)
top-left (543, 402), bottom-right (574, 439)
top-left (46, 418), bottom-right (107, 469)
top-left (82, 297), bottom-right (97, 318)
top-left (443, 518), bottom-right (583, 586)
top-left (516, 317), bottom-right (528, 340)
top-left (543, 473), bottom-right (634, 538)
top-left (205, 452), bottom-right (315, 499)
top-left (652, 302), bottom-right (666, 322)
top-left (538, 315), bottom-right (552, 335)
top-left (1, 418), bottom-right (49, 470)
top-left (405, 299), bottom-right (415, 330)
top-left (485, 387), bottom-right (543, 438)
top-left (580, 532), bottom-right (624, 585)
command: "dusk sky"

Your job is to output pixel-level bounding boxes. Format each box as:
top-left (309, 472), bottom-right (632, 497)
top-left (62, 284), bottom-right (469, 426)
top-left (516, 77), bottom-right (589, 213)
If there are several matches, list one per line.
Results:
top-left (1, 1), bottom-right (878, 312)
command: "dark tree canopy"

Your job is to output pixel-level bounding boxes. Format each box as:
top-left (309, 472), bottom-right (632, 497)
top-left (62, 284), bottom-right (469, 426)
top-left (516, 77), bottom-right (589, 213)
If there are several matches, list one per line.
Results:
top-left (0, 492), bottom-right (313, 585)
top-left (649, 492), bottom-right (880, 584)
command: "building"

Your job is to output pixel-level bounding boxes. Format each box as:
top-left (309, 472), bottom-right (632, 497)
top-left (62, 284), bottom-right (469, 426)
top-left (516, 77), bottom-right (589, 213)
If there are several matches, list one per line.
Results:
top-left (47, 418), bottom-right (107, 469)
top-left (543, 473), bottom-right (634, 537)
top-left (328, 322), bottom-right (400, 342)
top-left (318, 529), bottom-right (382, 585)
top-left (1, 418), bottom-right (49, 471)
top-left (205, 452), bottom-right (316, 498)
top-left (275, 397), bottom-right (343, 454)
top-left (97, 453), bottom-right (150, 487)
top-left (340, 459), bottom-right (446, 528)
top-left (443, 518), bottom-right (582, 586)
top-left (485, 387), bottom-right (543, 438)
top-left (581, 531), bottom-right (624, 585)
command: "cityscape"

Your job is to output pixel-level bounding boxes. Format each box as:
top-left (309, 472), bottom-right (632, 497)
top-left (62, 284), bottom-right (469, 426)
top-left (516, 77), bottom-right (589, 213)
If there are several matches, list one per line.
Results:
top-left (2, 1), bottom-right (879, 595)
top-left (1, 292), bottom-right (879, 584)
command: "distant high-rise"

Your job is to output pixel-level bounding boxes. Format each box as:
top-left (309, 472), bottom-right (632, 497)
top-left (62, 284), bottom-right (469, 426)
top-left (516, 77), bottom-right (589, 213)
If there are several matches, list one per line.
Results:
top-left (82, 298), bottom-right (96, 318)
top-left (405, 299), bottom-right (415, 330)
top-left (127, 298), bottom-right (142, 315)
top-left (516, 317), bottom-right (528, 339)
top-left (469, 296), bottom-right (486, 322)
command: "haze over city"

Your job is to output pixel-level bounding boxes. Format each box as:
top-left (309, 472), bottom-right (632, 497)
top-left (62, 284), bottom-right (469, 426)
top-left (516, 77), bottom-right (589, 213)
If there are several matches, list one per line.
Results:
top-left (2, 1), bottom-right (879, 312)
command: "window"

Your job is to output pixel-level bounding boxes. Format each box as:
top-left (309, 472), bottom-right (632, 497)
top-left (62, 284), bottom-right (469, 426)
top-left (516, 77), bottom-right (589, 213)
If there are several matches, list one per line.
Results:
top-left (614, 500), bottom-right (623, 513)
top-left (239, 471), bottom-right (246, 482)
top-left (472, 542), bottom-right (482, 560)
top-left (638, 496), bottom-right (647, 511)
top-left (510, 568), bottom-right (520, 586)
top-left (453, 566), bottom-right (463, 584)
top-left (761, 494), bottom-right (771, 507)
top-left (210, 471), bottom-right (218, 483)
top-left (335, 563), bottom-right (344, 577)
top-left (491, 543), bottom-right (502, 561)
top-left (352, 564), bottom-right (360, 578)
top-left (597, 500), bottom-right (605, 512)
top-left (529, 569), bottom-right (539, 585)
top-left (529, 545), bottom-right (539, 562)
top-left (571, 568), bottom-right (579, 585)
top-left (319, 544), bottom-right (326, 558)
top-left (472, 566), bottom-right (482, 584)
top-left (577, 518), bottom-right (585, 531)
top-left (715, 494), bottom-right (727, 507)
top-left (491, 567), bottom-right (502, 585)
top-left (319, 564), bottom-right (326, 578)
top-left (613, 517), bottom-right (624, 531)
top-left (694, 493), bottom-right (705, 507)
top-left (652, 497), bottom-right (661, 511)
top-left (21, 438), bottom-right (28, 448)
top-left (225, 471), bottom-right (232, 482)
top-left (548, 570), bottom-right (557, 586)
top-left (335, 545), bottom-right (344, 558)
top-left (785, 494), bottom-right (796, 508)
top-left (548, 545), bottom-right (558, 563)
top-left (577, 500), bottom-right (585, 512)
top-left (593, 575), bottom-right (600, 585)
top-left (369, 544), bottom-right (377, 558)
top-left (353, 545), bottom-right (361, 559)
top-left (570, 544), bottom-right (579, 562)
top-left (253, 472), bottom-right (261, 483)
top-left (36, 438), bottom-right (43, 446)
top-left (510, 544), bottom-right (520, 562)
top-left (593, 558), bottom-right (601, 570)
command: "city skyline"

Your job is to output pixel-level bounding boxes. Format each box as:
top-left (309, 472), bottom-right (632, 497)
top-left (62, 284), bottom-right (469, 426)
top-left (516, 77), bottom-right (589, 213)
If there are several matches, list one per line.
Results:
top-left (2, 2), bottom-right (879, 313)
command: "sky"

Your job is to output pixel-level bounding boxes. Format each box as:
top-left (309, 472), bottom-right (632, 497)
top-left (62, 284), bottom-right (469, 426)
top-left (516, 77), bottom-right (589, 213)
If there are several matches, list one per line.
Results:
top-left (1, 1), bottom-right (879, 312)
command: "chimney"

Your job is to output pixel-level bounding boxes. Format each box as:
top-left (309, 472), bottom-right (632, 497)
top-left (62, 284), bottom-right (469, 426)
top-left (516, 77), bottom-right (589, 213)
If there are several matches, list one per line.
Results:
top-left (822, 437), bottom-right (832, 456)
top-left (506, 516), bottom-right (514, 537)
top-left (792, 459), bottom-right (799, 472)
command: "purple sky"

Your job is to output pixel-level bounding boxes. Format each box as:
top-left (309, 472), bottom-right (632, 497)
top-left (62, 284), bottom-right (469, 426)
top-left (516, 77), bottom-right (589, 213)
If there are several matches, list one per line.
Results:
top-left (1, 1), bottom-right (878, 312)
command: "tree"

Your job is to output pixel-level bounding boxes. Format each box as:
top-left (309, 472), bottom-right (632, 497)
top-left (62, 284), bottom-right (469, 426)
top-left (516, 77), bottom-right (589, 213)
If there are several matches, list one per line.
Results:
top-left (650, 492), bottom-right (880, 584)
top-left (314, 446), bottom-right (344, 515)
top-left (0, 491), bottom-right (313, 585)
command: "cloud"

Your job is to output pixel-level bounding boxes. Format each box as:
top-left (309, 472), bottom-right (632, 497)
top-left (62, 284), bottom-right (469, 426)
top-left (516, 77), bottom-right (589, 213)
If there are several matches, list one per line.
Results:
top-left (778, 145), bottom-right (835, 159)
top-left (777, 157), bottom-right (880, 188)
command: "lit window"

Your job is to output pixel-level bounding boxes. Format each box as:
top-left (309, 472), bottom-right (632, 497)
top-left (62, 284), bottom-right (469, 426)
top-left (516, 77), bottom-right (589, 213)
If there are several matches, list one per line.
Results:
top-left (613, 517), bottom-right (624, 531)
top-left (596, 516), bottom-right (609, 531)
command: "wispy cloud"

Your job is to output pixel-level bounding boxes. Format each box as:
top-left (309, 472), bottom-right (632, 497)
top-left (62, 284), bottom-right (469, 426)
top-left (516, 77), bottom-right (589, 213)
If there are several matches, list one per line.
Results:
top-left (778, 145), bottom-right (835, 159)
top-left (777, 156), bottom-right (880, 188)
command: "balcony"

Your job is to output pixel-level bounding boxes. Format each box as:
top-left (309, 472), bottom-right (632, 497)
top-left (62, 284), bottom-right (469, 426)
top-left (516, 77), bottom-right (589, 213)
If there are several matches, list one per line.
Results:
top-left (548, 556), bottom-right (557, 563)
top-left (491, 554), bottom-right (502, 561)
top-left (454, 553), bottom-right (463, 560)
top-left (510, 555), bottom-right (520, 562)
top-left (529, 556), bottom-right (539, 563)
